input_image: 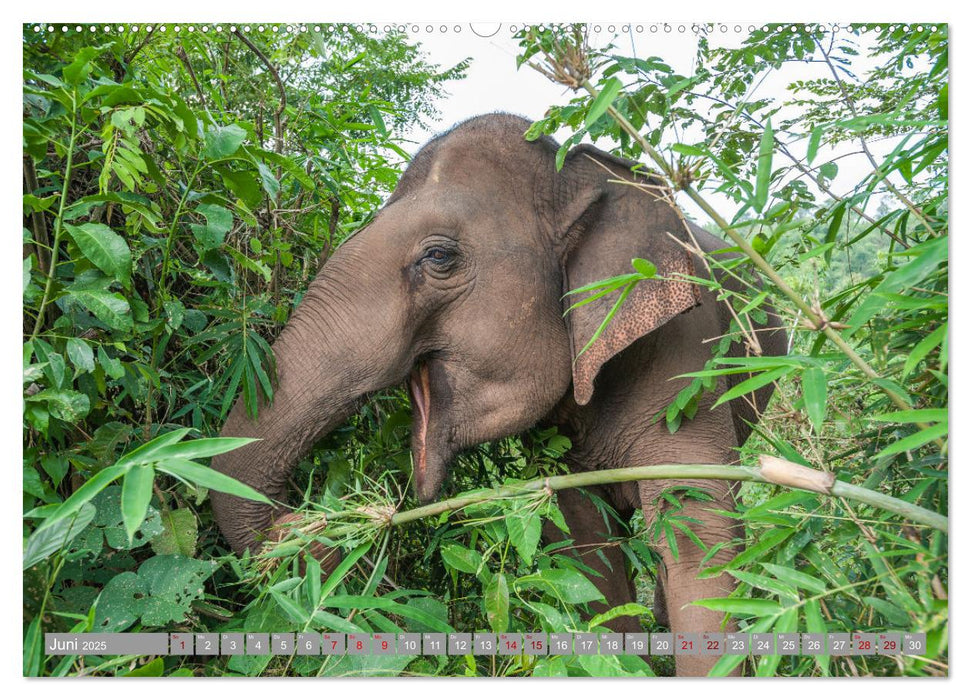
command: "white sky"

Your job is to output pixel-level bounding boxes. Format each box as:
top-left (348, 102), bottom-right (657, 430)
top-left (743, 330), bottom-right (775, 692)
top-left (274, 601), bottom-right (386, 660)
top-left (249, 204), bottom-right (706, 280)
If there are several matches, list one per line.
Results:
top-left (397, 24), bottom-right (909, 222)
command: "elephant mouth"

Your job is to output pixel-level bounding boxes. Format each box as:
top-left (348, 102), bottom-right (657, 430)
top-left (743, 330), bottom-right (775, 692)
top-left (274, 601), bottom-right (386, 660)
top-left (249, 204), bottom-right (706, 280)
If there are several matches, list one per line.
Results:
top-left (408, 362), bottom-right (432, 491)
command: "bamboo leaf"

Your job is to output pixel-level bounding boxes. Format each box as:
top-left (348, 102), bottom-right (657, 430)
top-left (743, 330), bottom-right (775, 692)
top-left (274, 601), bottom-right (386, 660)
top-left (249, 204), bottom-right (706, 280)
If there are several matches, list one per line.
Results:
top-left (807, 125), bottom-right (824, 164)
top-left (691, 597), bottom-right (783, 616)
top-left (760, 563), bottom-right (828, 594)
top-left (576, 280), bottom-right (636, 359)
top-left (712, 366), bottom-right (791, 409)
top-left (156, 458), bottom-right (272, 504)
top-left (801, 367), bottom-right (827, 433)
top-left (874, 422), bottom-right (948, 459)
top-left (121, 464), bottom-right (155, 542)
top-left (752, 118), bottom-right (774, 212)
top-left (585, 77), bottom-right (623, 128)
top-left (904, 323), bottom-right (946, 377)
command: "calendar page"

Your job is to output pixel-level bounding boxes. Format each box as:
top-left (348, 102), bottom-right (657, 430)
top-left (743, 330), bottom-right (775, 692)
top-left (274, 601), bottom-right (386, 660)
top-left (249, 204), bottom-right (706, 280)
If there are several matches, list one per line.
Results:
top-left (22, 9), bottom-right (949, 682)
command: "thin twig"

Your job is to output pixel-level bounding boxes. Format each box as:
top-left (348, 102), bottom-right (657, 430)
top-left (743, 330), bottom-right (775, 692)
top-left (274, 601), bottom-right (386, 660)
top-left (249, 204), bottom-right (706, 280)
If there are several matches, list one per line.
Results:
top-left (175, 46), bottom-right (207, 110)
top-left (814, 38), bottom-right (936, 238)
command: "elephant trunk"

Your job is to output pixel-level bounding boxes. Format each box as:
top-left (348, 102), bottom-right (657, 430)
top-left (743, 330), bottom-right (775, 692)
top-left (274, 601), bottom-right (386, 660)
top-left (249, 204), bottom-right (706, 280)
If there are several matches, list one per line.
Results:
top-left (210, 242), bottom-right (408, 556)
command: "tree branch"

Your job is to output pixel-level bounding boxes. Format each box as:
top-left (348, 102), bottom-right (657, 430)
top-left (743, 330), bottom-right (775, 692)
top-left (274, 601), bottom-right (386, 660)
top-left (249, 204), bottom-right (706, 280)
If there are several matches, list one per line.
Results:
top-left (271, 459), bottom-right (946, 554)
top-left (814, 38), bottom-right (937, 238)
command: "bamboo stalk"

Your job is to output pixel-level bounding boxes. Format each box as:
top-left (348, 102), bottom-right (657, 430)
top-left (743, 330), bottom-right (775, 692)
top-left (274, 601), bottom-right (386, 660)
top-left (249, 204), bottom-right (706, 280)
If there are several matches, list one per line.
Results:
top-left (385, 460), bottom-right (947, 533)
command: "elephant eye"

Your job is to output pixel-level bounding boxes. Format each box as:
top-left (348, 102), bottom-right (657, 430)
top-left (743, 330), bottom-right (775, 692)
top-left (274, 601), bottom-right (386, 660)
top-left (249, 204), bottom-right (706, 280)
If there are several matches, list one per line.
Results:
top-left (422, 246), bottom-right (454, 265)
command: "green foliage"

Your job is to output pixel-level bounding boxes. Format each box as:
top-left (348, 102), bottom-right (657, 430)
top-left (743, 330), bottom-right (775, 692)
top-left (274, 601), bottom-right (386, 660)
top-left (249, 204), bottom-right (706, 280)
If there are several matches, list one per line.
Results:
top-left (22, 23), bottom-right (469, 678)
top-left (519, 22), bottom-right (947, 676)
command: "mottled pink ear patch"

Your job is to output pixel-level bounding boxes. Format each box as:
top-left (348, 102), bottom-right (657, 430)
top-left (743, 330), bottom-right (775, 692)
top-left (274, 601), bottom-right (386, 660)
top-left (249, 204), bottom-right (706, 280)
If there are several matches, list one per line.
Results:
top-left (569, 247), bottom-right (700, 406)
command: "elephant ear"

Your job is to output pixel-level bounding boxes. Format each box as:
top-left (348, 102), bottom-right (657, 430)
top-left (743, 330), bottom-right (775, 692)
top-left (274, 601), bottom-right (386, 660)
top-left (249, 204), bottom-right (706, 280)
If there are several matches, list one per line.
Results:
top-left (555, 144), bottom-right (702, 406)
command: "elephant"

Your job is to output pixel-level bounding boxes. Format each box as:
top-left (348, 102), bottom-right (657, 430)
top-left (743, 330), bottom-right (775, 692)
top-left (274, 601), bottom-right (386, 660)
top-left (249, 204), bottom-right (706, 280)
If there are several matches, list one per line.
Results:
top-left (211, 113), bottom-right (785, 676)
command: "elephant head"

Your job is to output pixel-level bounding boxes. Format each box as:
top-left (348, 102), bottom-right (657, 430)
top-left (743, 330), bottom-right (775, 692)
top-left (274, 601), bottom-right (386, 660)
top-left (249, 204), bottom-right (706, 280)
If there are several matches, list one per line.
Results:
top-left (211, 113), bottom-right (702, 556)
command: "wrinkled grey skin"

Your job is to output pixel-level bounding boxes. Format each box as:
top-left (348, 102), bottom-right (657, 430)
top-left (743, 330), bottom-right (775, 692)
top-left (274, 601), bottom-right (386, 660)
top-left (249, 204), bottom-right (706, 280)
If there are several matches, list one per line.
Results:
top-left (211, 114), bottom-right (785, 676)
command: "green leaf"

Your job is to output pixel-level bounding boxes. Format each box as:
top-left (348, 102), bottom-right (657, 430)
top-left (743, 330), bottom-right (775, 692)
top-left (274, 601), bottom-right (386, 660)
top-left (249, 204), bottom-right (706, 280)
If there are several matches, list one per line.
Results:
top-left (705, 528), bottom-right (794, 575)
top-left (256, 161), bottom-right (281, 200)
top-left (752, 118), bottom-right (774, 212)
top-left (871, 409), bottom-right (947, 424)
top-left (440, 543), bottom-right (483, 574)
top-left (190, 203), bottom-right (233, 251)
top-left (863, 596), bottom-right (911, 627)
top-left (202, 249), bottom-right (234, 283)
top-left (484, 572), bottom-right (510, 633)
top-left (151, 508), bottom-right (198, 558)
top-left (68, 287), bottom-right (133, 332)
top-left (874, 423), bottom-right (947, 459)
top-left (672, 143), bottom-right (706, 157)
top-left (760, 563), bottom-right (828, 594)
top-left (97, 345), bottom-right (125, 379)
top-left (576, 280), bottom-right (637, 359)
top-left (712, 366), bottom-right (791, 409)
top-left (846, 237), bottom-right (947, 331)
top-left (588, 603), bottom-right (652, 630)
top-left (563, 273), bottom-right (641, 297)
top-left (803, 598), bottom-right (830, 675)
top-left (114, 428), bottom-right (192, 467)
top-left (271, 589), bottom-right (310, 625)
top-left (515, 568), bottom-right (605, 604)
top-left (756, 607), bottom-right (797, 676)
top-left (66, 338), bottom-right (95, 373)
top-left (23, 617), bottom-right (42, 677)
top-left (124, 658), bottom-right (165, 677)
top-left (225, 246), bottom-right (272, 283)
top-left (120, 464), bottom-right (155, 543)
top-left (631, 257), bottom-right (657, 278)
top-left (321, 595), bottom-right (453, 633)
top-left (64, 223), bottom-right (132, 288)
top-left (691, 597), bottom-right (783, 616)
top-left (806, 126), bottom-right (824, 164)
top-left (406, 597), bottom-right (450, 634)
top-left (369, 104), bottom-right (388, 137)
top-left (585, 77), bottom-right (623, 128)
top-left (320, 543), bottom-right (371, 600)
top-left (311, 610), bottom-right (366, 635)
top-left (563, 278), bottom-right (631, 314)
top-left (146, 436), bottom-right (258, 463)
top-left (801, 367), bottom-right (827, 433)
top-left (817, 162), bottom-right (838, 182)
top-left (94, 555), bottom-right (217, 631)
top-left (33, 464), bottom-right (127, 536)
top-left (506, 507), bottom-right (542, 566)
top-left (204, 124), bottom-right (247, 160)
top-left (62, 44), bottom-right (111, 85)
top-left (729, 569), bottom-right (798, 599)
top-left (707, 615), bottom-right (776, 677)
top-left (220, 169), bottom-right (263, 209)
top-left (23, 502), bottom-right (96, 570)
top-left (861, 541), bottom-right (921, 615)
top-left (23, 256), bottom-right (32, 293)
top-left (156, 458), bottom-right (272, 505)
top-left (25, 388), bottom-right (90, 423)
top-left (904, 323), bottom-right (946, 377)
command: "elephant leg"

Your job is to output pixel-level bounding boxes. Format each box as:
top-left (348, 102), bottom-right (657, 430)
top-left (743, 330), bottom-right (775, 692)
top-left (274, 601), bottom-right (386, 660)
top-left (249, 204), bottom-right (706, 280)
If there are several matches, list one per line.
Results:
top-left (639, 478), bottom-right (743, 677)
top-left (541, 486), bottom-right (639, 633)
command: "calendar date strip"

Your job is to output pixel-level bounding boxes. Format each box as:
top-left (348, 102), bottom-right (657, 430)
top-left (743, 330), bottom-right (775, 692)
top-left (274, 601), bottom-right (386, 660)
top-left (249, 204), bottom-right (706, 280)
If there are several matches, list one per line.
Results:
top-left (45, 631), bottom-right (926, 657)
